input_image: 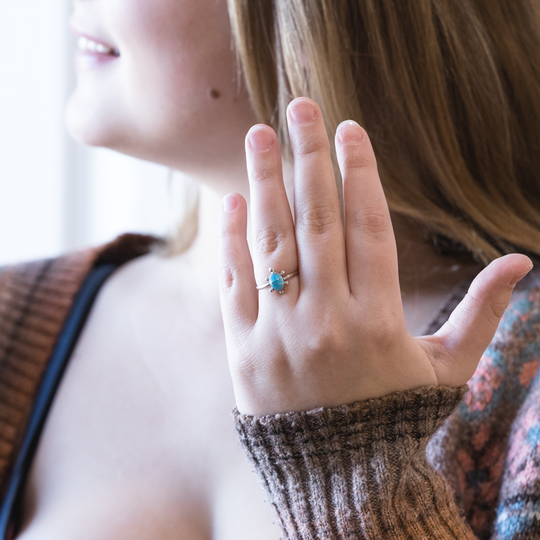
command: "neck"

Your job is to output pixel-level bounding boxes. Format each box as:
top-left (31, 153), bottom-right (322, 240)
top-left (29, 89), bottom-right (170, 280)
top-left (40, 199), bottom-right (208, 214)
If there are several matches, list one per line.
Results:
top-left (177, 160), bottom-right (295, 292)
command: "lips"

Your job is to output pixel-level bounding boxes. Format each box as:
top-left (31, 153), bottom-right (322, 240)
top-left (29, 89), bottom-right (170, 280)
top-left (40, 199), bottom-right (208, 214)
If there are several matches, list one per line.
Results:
top-left (78, 35), bottom-right (120, 57)
top-left (69, 20), bottom-right (120, 71)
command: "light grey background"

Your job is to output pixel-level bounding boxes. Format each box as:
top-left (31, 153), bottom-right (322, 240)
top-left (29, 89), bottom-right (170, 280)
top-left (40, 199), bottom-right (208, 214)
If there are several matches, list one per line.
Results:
top-left (0, 1), bottom-right (179, 266)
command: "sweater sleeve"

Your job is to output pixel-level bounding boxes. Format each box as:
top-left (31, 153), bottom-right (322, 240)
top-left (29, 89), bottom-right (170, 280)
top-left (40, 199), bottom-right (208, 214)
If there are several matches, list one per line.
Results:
top-left (233, 384), bottom-right (478, 539)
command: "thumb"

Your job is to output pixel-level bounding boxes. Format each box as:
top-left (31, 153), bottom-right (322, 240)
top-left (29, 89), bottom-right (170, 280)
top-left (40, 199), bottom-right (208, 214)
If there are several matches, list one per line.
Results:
top-left (431, 254), bottom-right (533, 387)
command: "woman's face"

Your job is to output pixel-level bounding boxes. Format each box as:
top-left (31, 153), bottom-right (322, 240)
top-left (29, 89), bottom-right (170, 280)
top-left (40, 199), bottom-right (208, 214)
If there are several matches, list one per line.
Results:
top-left (66, 0), bottom-right (258, 179)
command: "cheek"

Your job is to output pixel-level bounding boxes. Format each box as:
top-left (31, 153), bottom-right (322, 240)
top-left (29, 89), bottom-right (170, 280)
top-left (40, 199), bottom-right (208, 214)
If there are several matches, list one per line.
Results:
top-left (67, 0), bottom-right (257, 170)
top-left (110, 0), bottom-right (252, 148)
top-left (113, 0), bottom-right (234, 121)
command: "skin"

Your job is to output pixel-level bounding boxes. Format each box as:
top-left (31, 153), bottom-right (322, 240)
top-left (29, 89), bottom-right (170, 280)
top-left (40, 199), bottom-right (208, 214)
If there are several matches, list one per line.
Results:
top-left (218, 102), bottom-right (532, 415)
top-left (17, 0), bottom-right (533, 537)
top-left (66, 0), bottom-right (257, 188)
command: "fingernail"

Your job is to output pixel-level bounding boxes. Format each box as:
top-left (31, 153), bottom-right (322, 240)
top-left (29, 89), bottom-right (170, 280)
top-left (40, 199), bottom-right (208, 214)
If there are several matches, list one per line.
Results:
top-left (223, 194), bottom-right (239, 213)
top-left (249, 125), bottom-right (274, 152)
top-left (510, 266), bottom-right (533, 286)
top-left (338, 120), bottom-right (364, 144)
top-left (289, 99), bottom-right (317, 125)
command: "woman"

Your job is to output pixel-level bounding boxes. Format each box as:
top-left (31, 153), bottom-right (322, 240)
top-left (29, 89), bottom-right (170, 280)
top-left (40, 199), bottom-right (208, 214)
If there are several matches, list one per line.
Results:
top-left (0, 0), bottom-right (539, 538)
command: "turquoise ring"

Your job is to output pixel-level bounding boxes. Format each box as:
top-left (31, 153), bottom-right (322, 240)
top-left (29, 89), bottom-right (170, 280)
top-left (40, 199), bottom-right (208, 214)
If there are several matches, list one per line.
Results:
top-left (256, 267), bottom-right (299, 294)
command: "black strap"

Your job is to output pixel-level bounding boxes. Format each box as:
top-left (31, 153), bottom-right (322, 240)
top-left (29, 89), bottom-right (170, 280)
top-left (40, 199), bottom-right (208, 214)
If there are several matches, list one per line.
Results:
top-left (0, 263), bottom-right (119, 538)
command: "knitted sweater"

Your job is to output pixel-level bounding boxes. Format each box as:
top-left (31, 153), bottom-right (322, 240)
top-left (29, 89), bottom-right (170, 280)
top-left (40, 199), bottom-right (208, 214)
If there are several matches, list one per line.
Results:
top-left (234, 267), bottom-right (540, 540)
top-left (1, 234), bottom-right (539, 539)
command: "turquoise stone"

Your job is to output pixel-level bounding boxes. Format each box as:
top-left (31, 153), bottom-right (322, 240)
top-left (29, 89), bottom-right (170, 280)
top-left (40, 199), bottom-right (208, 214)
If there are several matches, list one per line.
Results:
top-left (269, 272), bottom-right (285, 291)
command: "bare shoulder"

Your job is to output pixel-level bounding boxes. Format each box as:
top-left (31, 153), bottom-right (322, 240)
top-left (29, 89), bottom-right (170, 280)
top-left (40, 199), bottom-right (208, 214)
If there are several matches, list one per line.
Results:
top-left (17, 249), bottom-right (280, 539)
top-left (76, 248), bottom-right (225, 373)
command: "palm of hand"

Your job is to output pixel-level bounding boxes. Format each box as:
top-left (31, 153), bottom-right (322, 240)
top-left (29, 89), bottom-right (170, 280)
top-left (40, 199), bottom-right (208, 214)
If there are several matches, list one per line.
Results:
top-left (218, 97), bottom-right (532, 416)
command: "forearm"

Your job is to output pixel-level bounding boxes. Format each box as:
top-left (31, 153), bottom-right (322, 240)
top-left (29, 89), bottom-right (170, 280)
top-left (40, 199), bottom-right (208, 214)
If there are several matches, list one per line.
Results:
top-left (234, 384), bottom-right (477, 539)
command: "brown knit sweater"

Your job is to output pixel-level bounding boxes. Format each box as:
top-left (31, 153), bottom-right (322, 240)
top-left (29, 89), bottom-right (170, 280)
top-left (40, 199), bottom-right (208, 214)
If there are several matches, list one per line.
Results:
top-left (1, 234), bottom-right (539, 539)
top-left (234, 385), bottom-right (475, 539)
top-left (233, 268), bottom-right (540, 540)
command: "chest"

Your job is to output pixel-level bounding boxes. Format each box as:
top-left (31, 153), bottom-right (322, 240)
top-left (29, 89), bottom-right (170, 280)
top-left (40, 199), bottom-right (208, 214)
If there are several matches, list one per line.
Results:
top-left (15, 284), bottom-right (279, 540)
top-left (14, 255), bottom-right (463, 539)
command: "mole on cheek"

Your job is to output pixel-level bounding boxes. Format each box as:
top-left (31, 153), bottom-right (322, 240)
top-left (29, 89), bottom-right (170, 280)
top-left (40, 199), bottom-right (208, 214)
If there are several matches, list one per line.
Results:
top-left (208, 89), bottom-right (221, 100)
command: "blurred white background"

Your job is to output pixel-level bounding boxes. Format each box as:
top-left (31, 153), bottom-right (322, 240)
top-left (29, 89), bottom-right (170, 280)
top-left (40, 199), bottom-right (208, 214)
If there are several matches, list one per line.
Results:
top-left (0, 1), bottom-right (175, 266)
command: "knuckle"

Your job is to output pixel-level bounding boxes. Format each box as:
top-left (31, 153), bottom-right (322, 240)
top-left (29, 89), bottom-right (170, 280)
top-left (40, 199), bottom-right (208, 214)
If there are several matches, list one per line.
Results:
top-left (341, 147), bottom-right (371, 173)
top-left (298, 203), bottom-right (339, 236)
top-left (467, 289), bottom-right (510, 327)
top-left (219, 219), bottom-right (239, 240)
top-left (255, 226), bottom-right (290, 255)
top-left (369, 317), bottom-right (397, 347)
top-left (476, 304), bottom-right (501, 330)
top-left (294, 134), bottom-right (330, 158)
top-left (353, 206), bottom-right (390, 241)
top-left (489, 298), bottom-right (509, 321)
top-left (250, 164), bottom-right (277, 184)
top-left (219, 263), bottom-right (239, 291)
top-left (305, 327), bottom-right (342, 358)
top-left (356, 304), bottom-right (401, 345)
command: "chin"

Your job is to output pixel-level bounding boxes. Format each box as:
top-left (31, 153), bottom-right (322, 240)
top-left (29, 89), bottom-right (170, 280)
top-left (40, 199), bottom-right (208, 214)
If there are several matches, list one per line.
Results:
top-left (63, 102), bottom-right (168, 170)
top-left (64, 93), bottom-right (122, 149)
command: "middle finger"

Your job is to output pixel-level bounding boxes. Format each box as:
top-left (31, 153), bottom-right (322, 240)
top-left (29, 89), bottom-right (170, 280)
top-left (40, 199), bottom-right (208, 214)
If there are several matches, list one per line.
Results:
top-left (287, 98), bottom-right (348, 292)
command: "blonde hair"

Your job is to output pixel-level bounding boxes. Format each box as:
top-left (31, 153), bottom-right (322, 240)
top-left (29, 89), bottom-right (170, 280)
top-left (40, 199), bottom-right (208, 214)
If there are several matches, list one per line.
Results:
top-left (162, 169), bottom-right (200, 256)
top-left (226, 0), bottom-right (540, 264)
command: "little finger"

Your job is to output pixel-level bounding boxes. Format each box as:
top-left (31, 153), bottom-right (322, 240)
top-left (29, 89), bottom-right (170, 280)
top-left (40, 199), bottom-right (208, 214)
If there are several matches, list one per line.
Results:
top-left (218, 193), bottom-right (258, 332)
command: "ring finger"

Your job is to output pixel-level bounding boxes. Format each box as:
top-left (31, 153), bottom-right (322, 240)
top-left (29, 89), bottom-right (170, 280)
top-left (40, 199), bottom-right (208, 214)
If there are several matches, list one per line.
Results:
top-left (246, 124), bottom-right (299, 302)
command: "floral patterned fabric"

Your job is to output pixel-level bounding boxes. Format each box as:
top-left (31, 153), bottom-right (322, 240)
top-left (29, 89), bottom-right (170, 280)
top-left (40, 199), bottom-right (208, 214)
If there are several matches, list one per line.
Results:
top-left (427, 268), bottom-right (540, 539)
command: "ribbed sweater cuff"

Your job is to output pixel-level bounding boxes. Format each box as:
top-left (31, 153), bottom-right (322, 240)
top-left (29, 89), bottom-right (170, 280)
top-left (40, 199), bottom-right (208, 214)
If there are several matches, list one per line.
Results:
top-left (233, 384), bottom-right (477, 540)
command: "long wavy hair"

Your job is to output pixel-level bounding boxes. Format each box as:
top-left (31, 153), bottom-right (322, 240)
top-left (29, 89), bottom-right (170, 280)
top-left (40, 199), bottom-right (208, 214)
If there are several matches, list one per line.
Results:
top-left (225, 0), bottom-right (540, 264)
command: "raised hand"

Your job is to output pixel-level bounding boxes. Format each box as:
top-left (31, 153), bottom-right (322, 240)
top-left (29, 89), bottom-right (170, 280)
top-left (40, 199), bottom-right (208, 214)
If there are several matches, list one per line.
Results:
top-left (218, 97), bottom-right (533, 416)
